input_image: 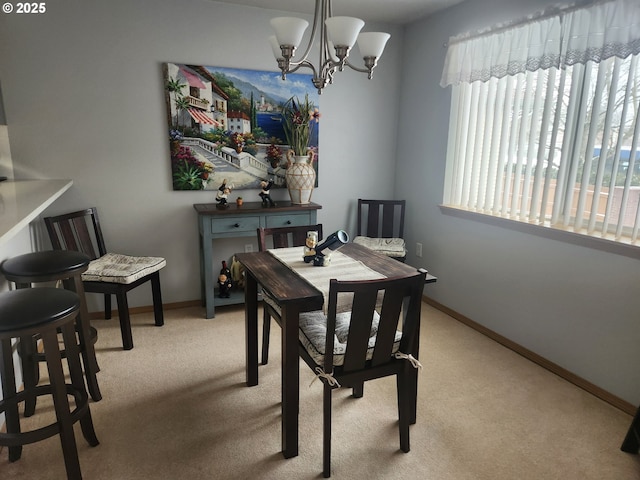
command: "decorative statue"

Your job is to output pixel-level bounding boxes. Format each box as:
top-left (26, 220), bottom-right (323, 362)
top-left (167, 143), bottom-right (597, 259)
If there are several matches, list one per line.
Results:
top-left (303, 230), bottom-right (318, 263)
top-left (259, 179), bottom-right (276, 207)
top-left (216, 179), bottom-right (231, 207)
top-left (304, 230), bottom-right (350, 266)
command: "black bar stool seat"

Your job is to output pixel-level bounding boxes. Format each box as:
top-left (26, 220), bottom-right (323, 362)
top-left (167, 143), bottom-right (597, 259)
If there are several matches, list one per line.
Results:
top-left (0, 250), bottom-right (101, 413)
top-left (0, 287), bottom-right (99, 479)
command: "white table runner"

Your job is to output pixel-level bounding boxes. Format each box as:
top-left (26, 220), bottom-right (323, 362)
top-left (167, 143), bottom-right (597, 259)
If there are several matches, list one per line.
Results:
top-left (268, 246), bottom-right (386, 313)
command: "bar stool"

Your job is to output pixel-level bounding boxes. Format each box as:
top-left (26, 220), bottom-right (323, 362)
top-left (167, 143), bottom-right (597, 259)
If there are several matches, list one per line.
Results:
top-left (0, 287), bottom-right (99, 479)
top-left (0, 250), bottom-right (101, 415)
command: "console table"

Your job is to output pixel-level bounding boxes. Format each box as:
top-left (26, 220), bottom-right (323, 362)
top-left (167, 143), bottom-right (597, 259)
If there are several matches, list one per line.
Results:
top-left (194, 201), bottom-right (322, 318)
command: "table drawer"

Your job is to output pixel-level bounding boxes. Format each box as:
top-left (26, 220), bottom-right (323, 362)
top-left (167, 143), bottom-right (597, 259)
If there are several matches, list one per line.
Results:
top-left (211, 216), bottom-right (260, 234)
top-left (265, 214), bottom-right (312, 228)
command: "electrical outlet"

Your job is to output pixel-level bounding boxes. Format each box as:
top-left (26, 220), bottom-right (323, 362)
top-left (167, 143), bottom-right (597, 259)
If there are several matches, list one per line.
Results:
top-left (244, 244), bottom-right (253, 253)
top-left (416, 242), bottom-right (423, 258)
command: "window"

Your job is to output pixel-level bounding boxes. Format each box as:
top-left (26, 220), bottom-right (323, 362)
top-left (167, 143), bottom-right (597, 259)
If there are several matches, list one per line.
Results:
top-left (441, 0), bottom-right (640, 246)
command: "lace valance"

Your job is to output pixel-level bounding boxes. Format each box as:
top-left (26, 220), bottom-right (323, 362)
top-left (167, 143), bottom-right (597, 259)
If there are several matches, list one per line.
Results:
top-left (440, 0), bottom-right (640, 86)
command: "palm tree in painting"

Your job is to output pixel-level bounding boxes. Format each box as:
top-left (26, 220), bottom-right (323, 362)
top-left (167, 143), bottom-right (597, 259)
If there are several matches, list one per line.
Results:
top-left (175, 96), bottom-right (191, 129)
top-left (166, 76), bottom-right (186, 128)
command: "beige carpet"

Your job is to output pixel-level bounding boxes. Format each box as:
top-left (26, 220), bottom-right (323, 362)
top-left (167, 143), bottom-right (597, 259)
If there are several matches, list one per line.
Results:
top-left (1, 302), bottom-right (639, 479)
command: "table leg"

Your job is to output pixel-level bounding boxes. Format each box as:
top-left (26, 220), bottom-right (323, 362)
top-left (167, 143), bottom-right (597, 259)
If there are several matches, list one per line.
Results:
top-left (202, 233), bottom-right (215, 319)
top-left (245, 272), bottom-right (259, 387)
top-left (281, 304), bottom-right (300, 458)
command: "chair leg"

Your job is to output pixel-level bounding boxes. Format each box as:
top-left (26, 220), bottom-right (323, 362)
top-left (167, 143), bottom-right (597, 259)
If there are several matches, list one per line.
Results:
top-left (151, 272), bottom-right (164, 327)
top-left (60, 321), bottom-right (99, 448)
top-left (41, 328), bottom-right (83, 479)
top-left (18, 334), bottom-right (39, 417)
top-left (323, 383), bottom-right (332, 478)
top-left (408, 367), bottom-right (418, 425)
top-left (115, 292), bottom-right (134, 350)
top-left (352, 382), bottom-right (364, 398)
top-left (397, 370), bottom-right (411, 453)
top-left (104, 294), bottom-right (111, 319)
top-left (65, 277), bottom-right (102, 402)
top-left (1, 337), bottom-right (23, 462)
top-left (261, 309), bottom-right (271, 365)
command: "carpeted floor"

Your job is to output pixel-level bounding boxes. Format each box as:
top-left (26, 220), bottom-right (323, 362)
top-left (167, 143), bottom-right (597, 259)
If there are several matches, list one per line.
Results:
top-left (1, 302), bottom-right (639, 479)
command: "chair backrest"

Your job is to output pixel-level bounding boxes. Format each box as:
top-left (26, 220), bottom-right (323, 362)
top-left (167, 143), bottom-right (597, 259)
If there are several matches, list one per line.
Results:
top-left (257, 224), bottom-right (323, 251)
top-left (356, 199), bottom-right (405, 239)
top-left (324, 270), bottom-right (425, 374)
top-left (44, 207), bottom-right (107, 261)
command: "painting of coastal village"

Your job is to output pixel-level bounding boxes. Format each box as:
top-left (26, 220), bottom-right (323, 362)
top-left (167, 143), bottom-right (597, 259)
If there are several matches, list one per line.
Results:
top-left (163, 63), bottom-right (320, 191)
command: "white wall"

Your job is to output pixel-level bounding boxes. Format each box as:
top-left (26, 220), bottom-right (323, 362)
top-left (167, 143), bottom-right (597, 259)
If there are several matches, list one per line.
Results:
top-left (0, 0), bottom-right (402, 308)
top-left (398, 0), bottom-right (640, 405)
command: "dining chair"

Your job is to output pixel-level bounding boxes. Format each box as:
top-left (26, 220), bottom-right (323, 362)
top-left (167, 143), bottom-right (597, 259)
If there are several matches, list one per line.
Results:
top-left (298, 269), bottom-right (426, 477)
top-left (44, 207), bottom-right (166, 350)
top-left (353, 199), bottom-right (407, 261)
top-left (256, 223), bottom-right (323, 365)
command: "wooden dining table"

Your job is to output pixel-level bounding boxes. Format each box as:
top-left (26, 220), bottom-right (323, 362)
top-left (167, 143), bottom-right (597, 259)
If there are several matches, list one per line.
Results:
top-left (236, 242), bottom-right (436, 459)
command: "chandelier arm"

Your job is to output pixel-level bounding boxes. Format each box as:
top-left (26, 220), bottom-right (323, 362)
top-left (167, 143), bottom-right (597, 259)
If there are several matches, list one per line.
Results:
top-left (343, 57), bottom-right (379, 78)
top-left (286, 60), bottom-right (320, 79)
top-left (290, 0), bottom-right (324, 68)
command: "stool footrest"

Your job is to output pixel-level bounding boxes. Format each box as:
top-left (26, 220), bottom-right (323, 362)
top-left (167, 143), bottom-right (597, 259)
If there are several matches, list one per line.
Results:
top-left (0, 384), bottom-right (92, 447)
top-left (33, 326), bottom-right (99, 362)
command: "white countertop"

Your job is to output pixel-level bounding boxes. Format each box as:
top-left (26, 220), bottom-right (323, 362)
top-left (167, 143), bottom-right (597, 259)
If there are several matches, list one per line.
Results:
top-left (0, 179), bottom-right (73, 247)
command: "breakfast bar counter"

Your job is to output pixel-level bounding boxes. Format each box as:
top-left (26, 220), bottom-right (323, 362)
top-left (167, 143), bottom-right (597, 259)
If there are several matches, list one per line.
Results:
top-left (0, 179), bottom-right (72, 247)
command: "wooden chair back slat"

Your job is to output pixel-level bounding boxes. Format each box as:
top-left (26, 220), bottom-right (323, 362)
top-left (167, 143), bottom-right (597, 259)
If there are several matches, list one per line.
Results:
top-left (371, 289), bottom-right (405, 366)
top-left (257, 224), bottom-right (323, 251)
top-left (71, 216), bottom-right (98, 258)
top-left (357, 199), bottom-right (406, 239)
top-left (341, 287), bottom-right (378, 372)
top-left (44, 207), bottom-right (106, 260)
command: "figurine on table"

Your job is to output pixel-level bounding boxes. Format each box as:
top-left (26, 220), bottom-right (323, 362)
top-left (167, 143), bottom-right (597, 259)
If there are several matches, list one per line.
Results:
top-left (303, 230), bottom-right (318, 263)
top-left (218, 272), bottom-right (232, 297)
top-left (259, 179), bottom-right (276, 207)
top-left (216, 179), bottom-right (231, 207)
top-left (218, 260), bottom-right (233, 298)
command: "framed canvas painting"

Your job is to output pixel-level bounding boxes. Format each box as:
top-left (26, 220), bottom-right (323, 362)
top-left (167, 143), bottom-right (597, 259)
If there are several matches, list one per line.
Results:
top-left (163, 63), bottom-right (320, 192)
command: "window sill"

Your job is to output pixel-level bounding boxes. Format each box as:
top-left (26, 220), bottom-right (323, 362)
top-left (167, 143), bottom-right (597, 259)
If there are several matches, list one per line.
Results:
top-left (439, 205), bottom-right (640, 260)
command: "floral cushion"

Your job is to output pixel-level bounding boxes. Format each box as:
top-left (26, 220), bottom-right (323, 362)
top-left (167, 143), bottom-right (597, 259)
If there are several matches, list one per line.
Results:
top-left (299, 309), bottom-right (402, 367)
top-left (353, 236), bottom-right (407, 258)
top-left (81, 253), bottom-right (166, 285)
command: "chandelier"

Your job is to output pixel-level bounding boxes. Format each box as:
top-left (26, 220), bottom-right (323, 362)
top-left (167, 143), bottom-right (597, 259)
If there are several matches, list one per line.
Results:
top-left (269, 0), bottom-right (390, 94)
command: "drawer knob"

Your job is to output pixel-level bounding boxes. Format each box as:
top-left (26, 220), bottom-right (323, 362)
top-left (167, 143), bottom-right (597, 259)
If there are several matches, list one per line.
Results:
top-left (233, 223), bottom-right (240, 228)
top-left (286, 220), bottom-right (292, 225)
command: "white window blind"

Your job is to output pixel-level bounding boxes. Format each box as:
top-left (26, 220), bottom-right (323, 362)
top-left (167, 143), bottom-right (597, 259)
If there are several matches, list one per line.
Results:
top-left (441, 0), bottom-right (640, 245)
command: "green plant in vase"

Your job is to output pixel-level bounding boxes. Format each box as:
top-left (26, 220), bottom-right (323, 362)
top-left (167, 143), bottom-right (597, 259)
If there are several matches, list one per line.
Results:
top-left (281, 94), bottom-right (320, 157)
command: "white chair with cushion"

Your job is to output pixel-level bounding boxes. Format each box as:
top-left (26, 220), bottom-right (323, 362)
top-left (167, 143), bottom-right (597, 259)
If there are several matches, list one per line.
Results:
top-left (353, 199), bottom-right (407, 261)
top-left (44, 207), bottom-right (166, 350)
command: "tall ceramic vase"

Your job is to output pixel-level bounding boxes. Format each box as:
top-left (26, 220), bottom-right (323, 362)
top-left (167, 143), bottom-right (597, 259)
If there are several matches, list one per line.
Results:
top-left (285, 150), bottom-right (316, 204)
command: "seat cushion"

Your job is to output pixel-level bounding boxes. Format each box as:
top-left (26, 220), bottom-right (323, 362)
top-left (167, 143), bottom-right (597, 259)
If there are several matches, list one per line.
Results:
top-left (353, 236), bottom-right (407, 258)
top-left (81, 253), bottom-right (166, 284)
top-left (299, 310), bottom-right (402, 367)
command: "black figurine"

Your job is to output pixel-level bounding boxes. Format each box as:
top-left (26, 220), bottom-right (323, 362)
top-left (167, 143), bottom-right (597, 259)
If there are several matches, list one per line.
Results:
top-left (259, 179), bottom-right (276, 207)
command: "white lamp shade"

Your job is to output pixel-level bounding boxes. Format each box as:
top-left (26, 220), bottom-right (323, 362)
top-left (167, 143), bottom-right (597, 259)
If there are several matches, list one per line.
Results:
top-left (270, 17), bottom-right (309, 48)
top-left (357, 32), bottom-right (390, 58)
top-left (325, 16), bottom-right (364, 48)
top-left (269, 35), bottom-right (283, 59)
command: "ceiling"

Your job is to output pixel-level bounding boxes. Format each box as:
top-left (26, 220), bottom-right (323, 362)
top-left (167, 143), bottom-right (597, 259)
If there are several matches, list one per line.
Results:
top-left (213, 0), bottom-right (468, 25)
